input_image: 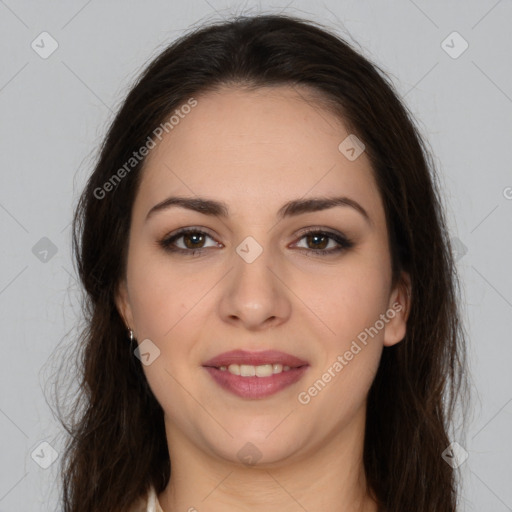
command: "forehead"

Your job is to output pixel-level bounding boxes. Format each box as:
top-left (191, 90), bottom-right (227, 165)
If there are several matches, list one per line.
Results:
top-left (134, 85), bottom-right (383, 225)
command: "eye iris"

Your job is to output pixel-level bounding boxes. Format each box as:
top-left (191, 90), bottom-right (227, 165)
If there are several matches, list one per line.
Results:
top-left (184, 233), bottom-right (205, 249)
top-left (307, 233), bottom-right (328, 250)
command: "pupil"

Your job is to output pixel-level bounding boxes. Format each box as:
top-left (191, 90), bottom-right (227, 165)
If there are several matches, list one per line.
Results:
top-left (308, 234), bottom-right (327, 250)
top-left (185, 233), bottom-right (203, 249)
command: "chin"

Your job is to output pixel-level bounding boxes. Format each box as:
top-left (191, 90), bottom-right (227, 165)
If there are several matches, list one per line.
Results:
top-left (206, 427), bottom-right (306, 467)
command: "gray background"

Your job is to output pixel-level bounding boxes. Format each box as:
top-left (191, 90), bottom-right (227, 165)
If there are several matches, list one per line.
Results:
top-left (1, 0), bottom-right (511, 510)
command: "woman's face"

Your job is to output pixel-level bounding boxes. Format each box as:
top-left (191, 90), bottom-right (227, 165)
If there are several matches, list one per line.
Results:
top-left (116, 85), bottom-right (409, 466)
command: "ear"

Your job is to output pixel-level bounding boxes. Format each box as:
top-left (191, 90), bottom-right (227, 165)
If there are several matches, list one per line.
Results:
top-left (383, 271), bottom-right (412, 347)
top-left (115, 278), bottom-right (135, 332)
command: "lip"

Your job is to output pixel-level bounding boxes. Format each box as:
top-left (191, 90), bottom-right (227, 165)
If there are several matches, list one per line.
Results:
top-left (202, 350), bottom-right (310, 399)
top-left (204, 366), bottom-right (309, 399)
top-left (202, 349), bottom-right (309, 368)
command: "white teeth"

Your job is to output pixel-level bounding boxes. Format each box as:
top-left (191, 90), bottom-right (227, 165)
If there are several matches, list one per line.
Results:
top-left (272, 364), bottom-right (283, 374)
top-left (255, 364), bottom-right (273, 377)
top-left (240, 364), bottom-right (256, 377)
top-left (226, 364), bottom-right (239, 375)
top-left (218, 363), bottom-right (293, 377)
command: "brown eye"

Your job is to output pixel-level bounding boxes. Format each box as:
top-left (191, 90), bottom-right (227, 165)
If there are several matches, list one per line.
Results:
top-left (293, 229), bottom-right (354, 256)
top-left (159, 228), bottom-right (220, 255)
top-left (182, 232), bottom-right (206, 249)
top-left (305, 233), bottom-right (330, 250)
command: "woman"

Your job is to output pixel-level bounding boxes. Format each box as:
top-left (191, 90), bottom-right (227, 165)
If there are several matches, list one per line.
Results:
top-left (59, 13), bottom-right (469, 512)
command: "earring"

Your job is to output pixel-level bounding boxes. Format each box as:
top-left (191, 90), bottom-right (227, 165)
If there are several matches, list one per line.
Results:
top-left (129, 329), bottom-right (134, 342)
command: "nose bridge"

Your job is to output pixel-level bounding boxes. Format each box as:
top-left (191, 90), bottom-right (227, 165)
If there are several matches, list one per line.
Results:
top-left (232, 233), bottom-right (277, 298)
top-left (218, 232), bottom-right (291, 327)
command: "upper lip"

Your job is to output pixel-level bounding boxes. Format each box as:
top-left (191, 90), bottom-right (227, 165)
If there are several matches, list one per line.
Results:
top-left (203, 350), bottom-right (309, 368)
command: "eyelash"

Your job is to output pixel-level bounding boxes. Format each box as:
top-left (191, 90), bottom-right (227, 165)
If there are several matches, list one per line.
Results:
top-left (158, 227), bottom-right (354, 257)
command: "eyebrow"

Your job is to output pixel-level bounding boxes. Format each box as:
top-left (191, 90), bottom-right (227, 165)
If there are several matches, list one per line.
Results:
top-left (145, 195), bottom-right (372, 225)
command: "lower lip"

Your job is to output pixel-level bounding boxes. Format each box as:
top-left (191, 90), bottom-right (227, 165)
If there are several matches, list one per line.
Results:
top-left (203, 366), bottom-right (309, 399)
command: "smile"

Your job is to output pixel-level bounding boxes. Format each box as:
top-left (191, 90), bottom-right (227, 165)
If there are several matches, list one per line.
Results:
top-left (202, 349), bottom-right (310, 399)
top-left (218, 363), bottom-right (292, 377)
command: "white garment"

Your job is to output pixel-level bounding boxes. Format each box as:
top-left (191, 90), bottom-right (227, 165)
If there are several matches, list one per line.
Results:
top-left (129, 484), bottom-right (164, 512)
top-left (146, 485), bottom-right (164, 512)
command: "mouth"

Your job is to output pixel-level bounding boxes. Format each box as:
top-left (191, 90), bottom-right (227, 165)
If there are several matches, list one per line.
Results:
top-left (202, 349), bottom-right (309, 399)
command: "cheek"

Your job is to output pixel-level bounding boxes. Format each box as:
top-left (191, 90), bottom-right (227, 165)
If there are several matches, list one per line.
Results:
top-left (302, 256), bottom-right (390, 403)
top-left (126, 256), bottom-right (201, 417)
top-left (299, 272), bottom-right (386, 416)
top-left (126, 247), bottom-right (185, 340)
top-left (127, 249), bottom-right (211, 381)
top-left (313, 262), bottom-right (391, 345)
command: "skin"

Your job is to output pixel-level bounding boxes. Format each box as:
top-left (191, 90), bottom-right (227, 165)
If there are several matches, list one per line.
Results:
top-left (116, 85), bottom-right (411, 512)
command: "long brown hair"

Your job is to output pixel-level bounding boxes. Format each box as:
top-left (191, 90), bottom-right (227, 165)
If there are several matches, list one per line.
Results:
top-left (54, 13), bottom-right (470, 511)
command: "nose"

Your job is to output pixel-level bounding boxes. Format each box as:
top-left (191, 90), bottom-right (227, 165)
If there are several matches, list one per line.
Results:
top-left (217, 240), bottom-right (292, 331)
